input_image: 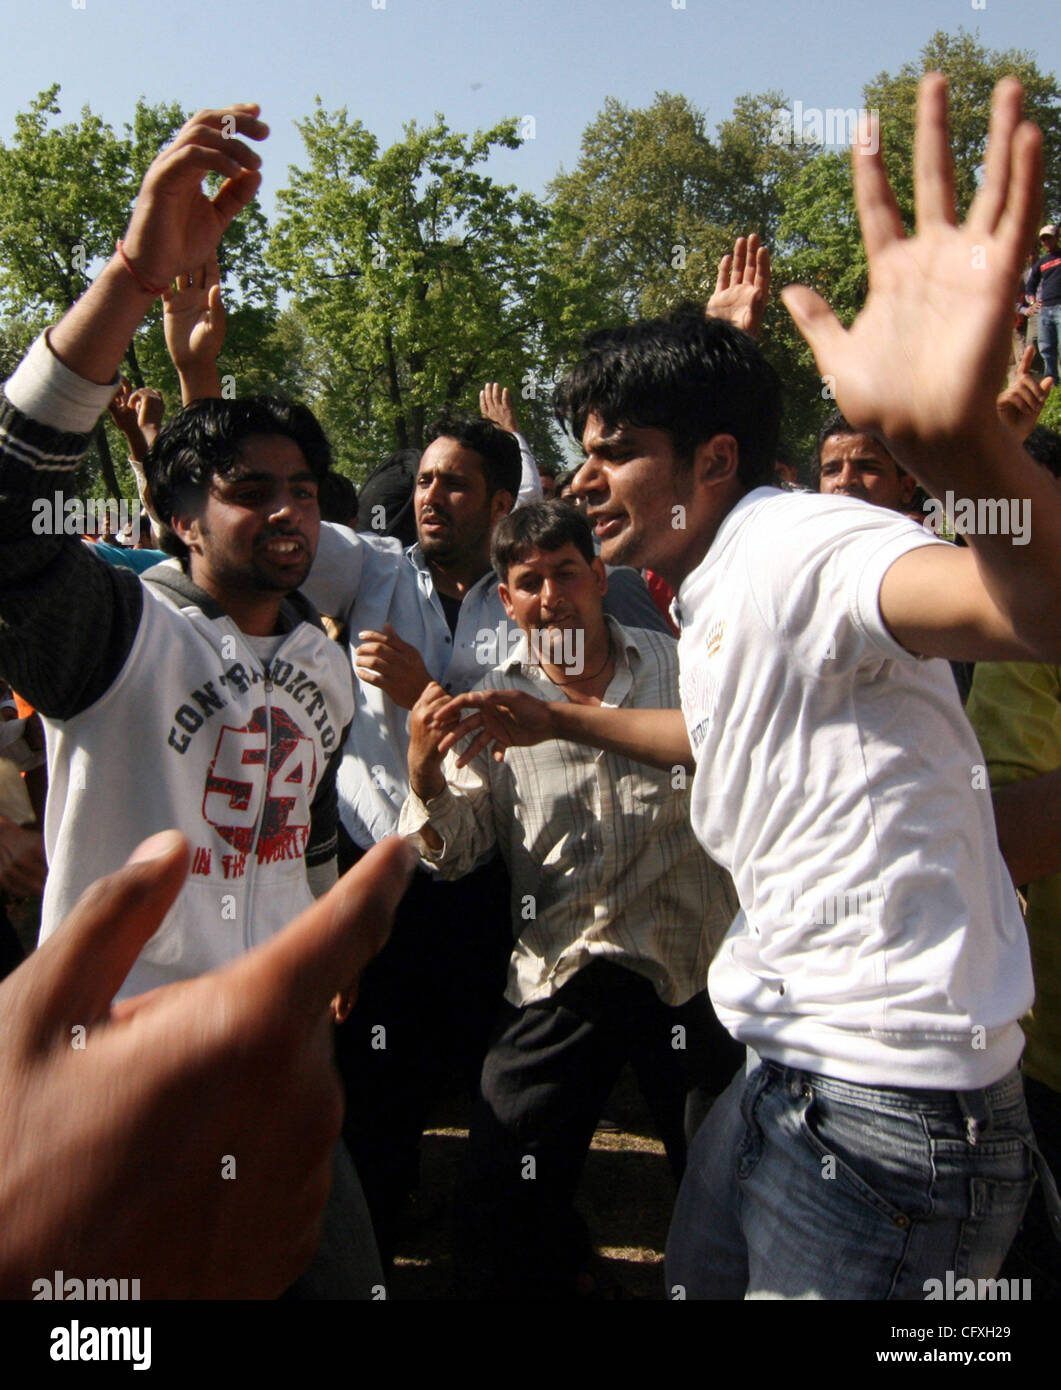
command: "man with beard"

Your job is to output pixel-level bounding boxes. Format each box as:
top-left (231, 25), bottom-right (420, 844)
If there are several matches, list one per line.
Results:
top-left (0, 104), bottom-right (386, 1296)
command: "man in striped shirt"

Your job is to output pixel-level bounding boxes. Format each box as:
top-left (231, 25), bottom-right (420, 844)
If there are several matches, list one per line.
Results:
top-left (399, 501), bottom-right (740, 1298)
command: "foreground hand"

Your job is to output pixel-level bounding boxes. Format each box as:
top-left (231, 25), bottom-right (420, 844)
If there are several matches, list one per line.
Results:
top-left (479, 382), bottom-right (520, 434)
top-left (355, 623), bottom-right (431, 709)
top-left (707, 233), bottom-right (771, 340)
top-left (433, 687), bottom-right (555, 766)
top-left (781, 75), bottom-right (1042, 456)
top-left (997, 343), bottom-right (1054, 441)
top-left (0, 829), bottom-right (413, 1298)
top-left (122, 104), bottom-right (268, 290)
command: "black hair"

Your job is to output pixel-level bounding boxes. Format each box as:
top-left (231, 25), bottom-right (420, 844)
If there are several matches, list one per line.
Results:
top-left (814, 409), bottom-right (906, 485)
top-left (318, 470), bottom-right (359, 526)
top-left (425, 417), bottom-right (521, 500)
top-left (554, 308), bottom-right (782, 490)
top-left (491, 499), bottom-right (596, 580)
top-left (146, 396), bottom-right (332, 558)
top-left (1024, 425), bottom-right (1061, 479)
top-left (357, 448), bottom-right (421, 547)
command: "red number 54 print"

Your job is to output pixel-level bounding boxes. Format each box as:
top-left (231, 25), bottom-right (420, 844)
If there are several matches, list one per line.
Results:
top-left (202, 707), bottom-right (317, 857)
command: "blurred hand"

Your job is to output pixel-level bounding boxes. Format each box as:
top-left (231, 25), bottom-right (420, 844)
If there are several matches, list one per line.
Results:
top-left (0, 829), bottom-right (414, 1298)
top-left (164, 257), bottom-right (228, 377)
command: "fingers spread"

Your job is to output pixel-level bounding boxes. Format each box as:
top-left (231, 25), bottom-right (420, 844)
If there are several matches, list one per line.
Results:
top-left (969, 76), bottom-right (1023, 235)
top-left (851, 109), bottom-right (905, 260)
top-left (913, 73), bottom-right (957, 230)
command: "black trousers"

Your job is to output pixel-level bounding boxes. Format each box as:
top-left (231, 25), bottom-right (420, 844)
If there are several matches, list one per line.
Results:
top-left (453, 958), bottom-right (744, 1299)
top-left (334, 829), bottom-right (512, 1266)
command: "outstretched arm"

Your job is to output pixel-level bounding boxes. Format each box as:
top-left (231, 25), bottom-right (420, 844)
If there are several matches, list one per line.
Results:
top-left (782, 76), bottom-right (1061, 662)
top-left (433, 688), bottom-right (693, 771)
top-left (707, 233), bottom-right (771, 340)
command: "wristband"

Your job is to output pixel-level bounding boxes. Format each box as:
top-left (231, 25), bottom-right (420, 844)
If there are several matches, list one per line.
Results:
top-left (115, 240), bottom-right (168, 297)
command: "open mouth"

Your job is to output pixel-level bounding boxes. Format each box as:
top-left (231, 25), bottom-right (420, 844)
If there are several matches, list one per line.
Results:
top-left (590, 512), bottom-right (626, 540)
top-left (261, 537), bottom-right (306, 560)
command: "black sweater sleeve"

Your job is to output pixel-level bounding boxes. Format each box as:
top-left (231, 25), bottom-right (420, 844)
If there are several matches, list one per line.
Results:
top-left (0, 393), bottom-right (143, 719)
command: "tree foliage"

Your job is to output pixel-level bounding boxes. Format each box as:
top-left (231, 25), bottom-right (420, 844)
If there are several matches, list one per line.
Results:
top-left (270, 105), bottom-right (566, 475)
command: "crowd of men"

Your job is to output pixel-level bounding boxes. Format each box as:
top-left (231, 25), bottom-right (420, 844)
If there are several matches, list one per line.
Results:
top-left (1, 75), bottom-right (1060, 1303)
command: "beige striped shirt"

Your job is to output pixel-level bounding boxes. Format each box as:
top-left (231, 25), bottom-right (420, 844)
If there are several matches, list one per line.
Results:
top-left (398, 618), bottom-right (738, 1006)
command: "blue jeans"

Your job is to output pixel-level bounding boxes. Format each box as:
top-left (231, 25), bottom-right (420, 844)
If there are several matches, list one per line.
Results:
top-left (665, 1061), bottom-right (1036, 1299)
top-left (1038, 303), bottom-right (1061, 384)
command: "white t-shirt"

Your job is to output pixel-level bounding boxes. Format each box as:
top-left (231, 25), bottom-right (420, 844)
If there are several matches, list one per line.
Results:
top-left (674, 487), bottom-right (1032, 1089)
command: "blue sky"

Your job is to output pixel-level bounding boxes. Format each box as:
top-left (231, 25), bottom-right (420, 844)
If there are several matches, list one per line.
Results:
top-left (2, 0), bottom-right (1058, 218)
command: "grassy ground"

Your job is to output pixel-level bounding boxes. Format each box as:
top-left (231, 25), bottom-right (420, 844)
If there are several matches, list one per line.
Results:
top-left (386, 1065), bottom-right (678, 1300)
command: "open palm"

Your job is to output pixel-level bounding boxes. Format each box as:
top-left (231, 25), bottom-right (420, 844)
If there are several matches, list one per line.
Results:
top-left (782, 77), bottom-right (1041, 455)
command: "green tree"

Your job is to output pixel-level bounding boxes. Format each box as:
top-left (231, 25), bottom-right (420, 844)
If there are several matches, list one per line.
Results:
top-left (0, 87), bottom-right (279, 495)
top-left (270, 105), bottom-right (564, 476)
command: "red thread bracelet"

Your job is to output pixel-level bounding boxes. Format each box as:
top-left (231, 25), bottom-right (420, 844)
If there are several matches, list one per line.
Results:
top-left (115, 240), bottom-right (167, 296)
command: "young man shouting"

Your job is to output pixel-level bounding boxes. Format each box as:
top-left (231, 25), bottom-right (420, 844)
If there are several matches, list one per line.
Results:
top-left (0, 104), bottom-right (385, 1296)
top-left (434, 77), bottom-right (1061, 1298)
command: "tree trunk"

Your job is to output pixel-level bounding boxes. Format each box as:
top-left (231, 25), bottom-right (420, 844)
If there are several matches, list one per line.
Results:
top-left (124, 339), bottom-right (145, 390)
top-left (94, 423), bottom-right (121, 498)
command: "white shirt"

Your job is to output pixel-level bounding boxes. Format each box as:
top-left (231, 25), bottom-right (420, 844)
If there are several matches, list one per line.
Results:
top-left (674, 487), bottom-right (1032, 1089)
top-left (399, 619), bottom-right (738, 1007)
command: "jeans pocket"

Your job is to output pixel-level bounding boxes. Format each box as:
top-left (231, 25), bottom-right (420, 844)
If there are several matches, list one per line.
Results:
top-left (797, 1087), bottom-right (929, 1227)
top-left (951, 1174), bottom-right (1035, 1283)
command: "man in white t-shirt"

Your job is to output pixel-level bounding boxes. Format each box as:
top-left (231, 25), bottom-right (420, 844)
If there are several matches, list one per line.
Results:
top-left (431, 77), bottom-right (1061, 1297)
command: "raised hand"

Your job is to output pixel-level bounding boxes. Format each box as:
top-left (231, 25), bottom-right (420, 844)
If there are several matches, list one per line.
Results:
top-left (130, 387), bottom-right (165, 449)
top-left (122, 105), bottom-right (268, 290)
top-left (997, 343), bottom-right (1054, 441)
top-left (480, 382), bottom-right (520, 434)
top-left (108, 381), bottom-right (165, 461)
top-left (781, 76), bottom-right (1042, 468)
top-left (707, 234), bottom-right (771, 340)
top-left (164, 258), bottom-right (227, 403)
top-left (49, 105), bottom-right (266, 389)
top-left (354, 623), bottom-right (432, 709)
top-left (408, 681), bottom-right (458, 801)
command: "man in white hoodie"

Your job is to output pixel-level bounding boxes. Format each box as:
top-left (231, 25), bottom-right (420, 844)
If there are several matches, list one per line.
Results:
top-left (0, 103), bottom-right (384, 1297)
top-left (433, 77), bottom-right (1061, 1298)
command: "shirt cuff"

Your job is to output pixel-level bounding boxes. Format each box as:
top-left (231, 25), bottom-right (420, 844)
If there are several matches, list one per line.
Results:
top-left (396, 785), bottom-right (455, 861)
top-left (5, 332), bottom-right (120, 435)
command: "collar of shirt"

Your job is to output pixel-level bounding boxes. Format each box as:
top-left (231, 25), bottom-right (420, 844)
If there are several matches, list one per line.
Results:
top-left (496, 615), bottom-right (640, 709)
